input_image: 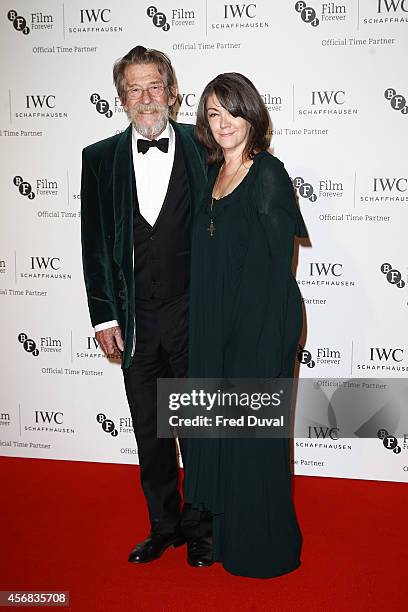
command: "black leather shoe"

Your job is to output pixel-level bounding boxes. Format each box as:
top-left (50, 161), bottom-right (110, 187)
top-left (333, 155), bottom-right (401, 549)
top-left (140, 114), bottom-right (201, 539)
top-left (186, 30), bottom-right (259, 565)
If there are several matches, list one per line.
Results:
top-left (187, 537), bottom-right (213, 567)
top-left (128, 532), bottom-right (185, 564)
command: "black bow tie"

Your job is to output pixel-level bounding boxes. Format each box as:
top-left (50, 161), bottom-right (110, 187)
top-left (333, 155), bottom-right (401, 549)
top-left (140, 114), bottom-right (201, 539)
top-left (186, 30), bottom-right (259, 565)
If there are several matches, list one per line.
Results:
top-left (137, 138), bottom-right (169, 154)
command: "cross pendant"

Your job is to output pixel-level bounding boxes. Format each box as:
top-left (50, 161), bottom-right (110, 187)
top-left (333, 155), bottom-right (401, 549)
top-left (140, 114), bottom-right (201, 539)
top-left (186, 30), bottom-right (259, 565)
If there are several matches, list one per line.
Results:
top-left (208, 219), bottom-right (216, 237)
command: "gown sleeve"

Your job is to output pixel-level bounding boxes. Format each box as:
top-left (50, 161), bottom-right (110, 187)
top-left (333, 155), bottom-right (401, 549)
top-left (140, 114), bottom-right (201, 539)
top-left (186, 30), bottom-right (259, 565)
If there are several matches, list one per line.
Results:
top-left (254, 155), bottom-right (308, 376)
top-left (256, 155), bottom-right (308, 239)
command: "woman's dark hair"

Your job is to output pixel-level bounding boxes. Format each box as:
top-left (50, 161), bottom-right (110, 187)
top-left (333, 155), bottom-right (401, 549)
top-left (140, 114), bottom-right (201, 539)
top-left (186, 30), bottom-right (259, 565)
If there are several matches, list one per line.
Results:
top-left (195, 72), bottom-right (270, 164)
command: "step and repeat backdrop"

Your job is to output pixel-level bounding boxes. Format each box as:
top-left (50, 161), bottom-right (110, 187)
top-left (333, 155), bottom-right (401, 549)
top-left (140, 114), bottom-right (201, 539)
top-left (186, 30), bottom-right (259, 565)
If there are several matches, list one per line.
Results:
top-left (1, 1), bottom-right (407, 482)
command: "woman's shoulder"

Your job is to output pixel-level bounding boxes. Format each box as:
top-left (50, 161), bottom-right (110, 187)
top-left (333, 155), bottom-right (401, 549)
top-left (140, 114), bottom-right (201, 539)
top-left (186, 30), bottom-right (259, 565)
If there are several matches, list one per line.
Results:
top-left (254, 150), bottom-right (286, 173)
top-left (253, 152), bottom-right (309, 237)
top-left (253, 151), bottom-right (292, 190)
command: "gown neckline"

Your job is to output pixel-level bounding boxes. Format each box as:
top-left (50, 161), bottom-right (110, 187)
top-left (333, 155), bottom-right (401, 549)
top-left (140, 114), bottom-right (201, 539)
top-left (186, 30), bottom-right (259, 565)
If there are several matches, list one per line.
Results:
top-left (210, 151), bottom-right (267, 202)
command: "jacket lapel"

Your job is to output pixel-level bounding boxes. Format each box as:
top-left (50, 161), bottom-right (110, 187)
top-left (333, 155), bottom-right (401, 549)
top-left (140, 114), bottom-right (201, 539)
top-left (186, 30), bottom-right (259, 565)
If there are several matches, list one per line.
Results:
top-left (112, 124), bottom-right (134, 266)
top-left (170, 119), bottom-right (207, 214)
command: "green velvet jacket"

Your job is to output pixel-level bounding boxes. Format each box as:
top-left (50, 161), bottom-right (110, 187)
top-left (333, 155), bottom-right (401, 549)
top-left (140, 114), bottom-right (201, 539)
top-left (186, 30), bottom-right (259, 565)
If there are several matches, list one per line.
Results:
top-left (80, 120), bottom-right (207, 369)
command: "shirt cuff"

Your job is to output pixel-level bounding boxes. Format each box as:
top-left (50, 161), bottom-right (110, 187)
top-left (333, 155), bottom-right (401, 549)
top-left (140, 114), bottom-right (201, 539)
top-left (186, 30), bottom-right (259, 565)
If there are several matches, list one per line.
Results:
top-left (94, 320), bottom-right (119, 332)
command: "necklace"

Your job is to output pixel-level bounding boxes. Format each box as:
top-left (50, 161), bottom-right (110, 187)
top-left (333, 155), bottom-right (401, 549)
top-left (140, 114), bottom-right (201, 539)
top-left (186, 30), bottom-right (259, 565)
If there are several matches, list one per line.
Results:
top-left (208, 160), bottom-right (243, 237)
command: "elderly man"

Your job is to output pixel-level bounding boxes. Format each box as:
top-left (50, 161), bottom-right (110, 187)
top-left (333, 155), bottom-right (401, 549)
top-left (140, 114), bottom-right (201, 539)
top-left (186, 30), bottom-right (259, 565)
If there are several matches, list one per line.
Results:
top-left (81, 46), bottom-right (211, 567)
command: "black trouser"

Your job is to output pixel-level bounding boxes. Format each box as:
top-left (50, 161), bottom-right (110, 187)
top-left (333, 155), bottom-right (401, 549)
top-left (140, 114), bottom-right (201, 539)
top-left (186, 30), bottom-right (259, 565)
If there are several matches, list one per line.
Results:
top-left (123, 293), bottom-right (211, 539)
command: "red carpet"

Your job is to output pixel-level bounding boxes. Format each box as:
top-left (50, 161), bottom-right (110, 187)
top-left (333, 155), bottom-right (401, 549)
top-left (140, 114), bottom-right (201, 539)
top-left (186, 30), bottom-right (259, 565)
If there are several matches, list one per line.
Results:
top-left (1, 457), bottom-right (407, 611)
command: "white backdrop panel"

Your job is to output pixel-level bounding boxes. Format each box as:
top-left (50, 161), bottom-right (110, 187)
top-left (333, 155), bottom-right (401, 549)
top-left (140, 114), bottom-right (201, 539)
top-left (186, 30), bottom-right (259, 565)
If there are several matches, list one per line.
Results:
top-left (1, 0), bottom-right (407, 482)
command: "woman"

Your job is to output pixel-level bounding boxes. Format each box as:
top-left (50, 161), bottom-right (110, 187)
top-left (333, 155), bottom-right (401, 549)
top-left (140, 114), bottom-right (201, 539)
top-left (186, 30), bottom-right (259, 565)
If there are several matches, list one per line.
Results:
top-left (183, 73), bottom-right (308, 579)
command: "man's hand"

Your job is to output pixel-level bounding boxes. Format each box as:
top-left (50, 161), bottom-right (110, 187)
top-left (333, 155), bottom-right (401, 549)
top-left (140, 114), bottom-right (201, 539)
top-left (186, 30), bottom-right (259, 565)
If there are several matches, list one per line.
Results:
top-left (95, 326), bottom-right (124, 359)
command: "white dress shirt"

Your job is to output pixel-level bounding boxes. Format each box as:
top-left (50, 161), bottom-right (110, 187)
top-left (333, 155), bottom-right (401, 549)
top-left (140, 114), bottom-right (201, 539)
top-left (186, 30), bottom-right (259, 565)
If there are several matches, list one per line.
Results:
top-left (132, 121), bottom-right (175, 225)
top-left (94, 122), bottom-right (176, 333)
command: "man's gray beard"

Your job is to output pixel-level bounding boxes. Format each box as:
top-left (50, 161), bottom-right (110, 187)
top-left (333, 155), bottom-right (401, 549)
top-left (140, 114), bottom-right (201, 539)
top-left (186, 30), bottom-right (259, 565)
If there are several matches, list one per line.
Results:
top-left (126, 104), bottom-right (169, 139)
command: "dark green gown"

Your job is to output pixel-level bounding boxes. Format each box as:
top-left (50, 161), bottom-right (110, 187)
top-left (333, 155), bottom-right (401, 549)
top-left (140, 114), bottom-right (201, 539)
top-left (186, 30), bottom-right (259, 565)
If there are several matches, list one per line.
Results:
top-left (183, 151), bottom-right (308, 578)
